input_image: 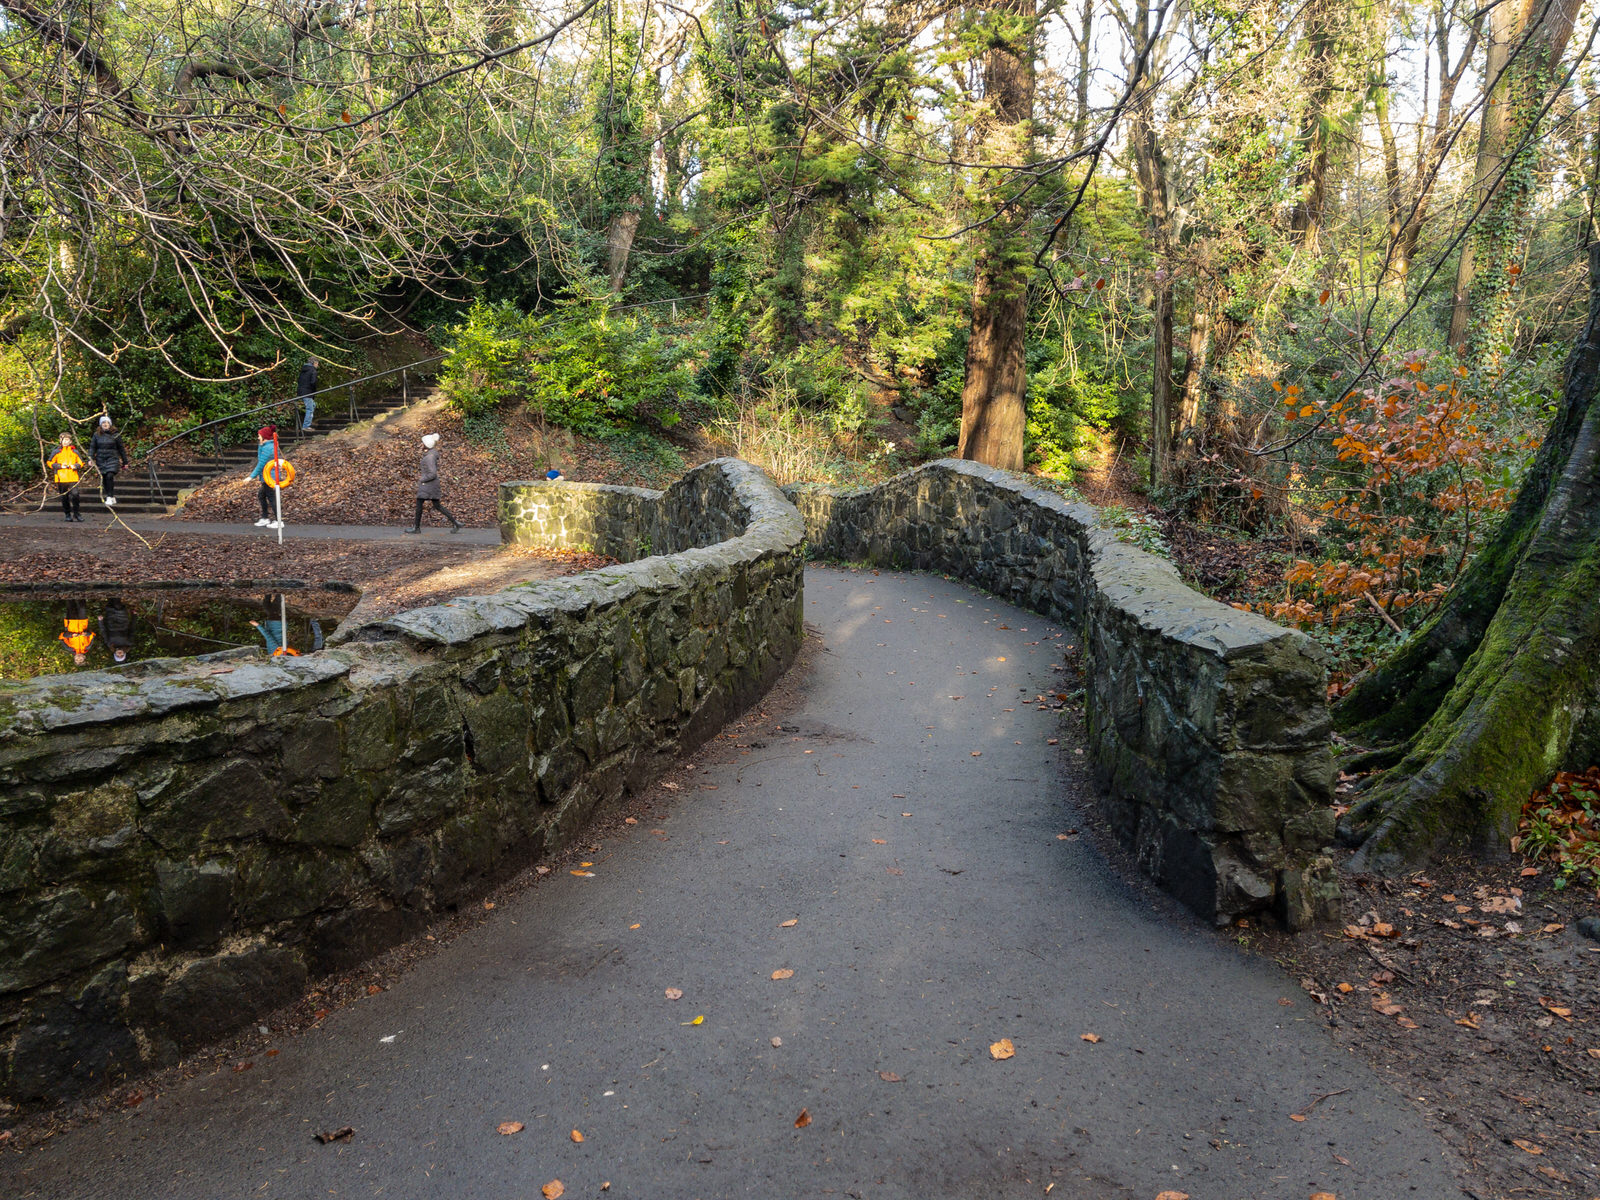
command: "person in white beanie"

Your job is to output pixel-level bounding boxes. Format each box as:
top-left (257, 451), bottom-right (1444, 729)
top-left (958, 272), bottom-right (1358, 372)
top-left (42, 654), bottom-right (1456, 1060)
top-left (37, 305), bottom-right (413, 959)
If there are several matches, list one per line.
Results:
top-left (405, 432), bottom-right (461, 533)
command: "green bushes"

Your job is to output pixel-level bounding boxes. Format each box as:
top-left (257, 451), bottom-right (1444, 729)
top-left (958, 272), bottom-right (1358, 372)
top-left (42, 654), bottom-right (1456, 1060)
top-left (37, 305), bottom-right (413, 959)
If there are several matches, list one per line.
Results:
top-left (438, 299), bottom-right (695, 434)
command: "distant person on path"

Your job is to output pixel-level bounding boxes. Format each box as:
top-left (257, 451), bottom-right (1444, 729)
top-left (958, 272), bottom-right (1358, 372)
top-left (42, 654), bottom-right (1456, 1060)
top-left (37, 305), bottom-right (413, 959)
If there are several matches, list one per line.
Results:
top-left (245, 427), bottom-right (283, 529)
top-left (404, 433), bottom-right (461, 533)
top-left (58, 599), bottom-right (95, 666)
top-left (47, 432), bottom-right (87, 522)
top-left (99, 597), bottom-right (135, 664)
top-left (89, 416), bottom-right (129, 507)
top-left (298, 357), bottom-right (319, 431)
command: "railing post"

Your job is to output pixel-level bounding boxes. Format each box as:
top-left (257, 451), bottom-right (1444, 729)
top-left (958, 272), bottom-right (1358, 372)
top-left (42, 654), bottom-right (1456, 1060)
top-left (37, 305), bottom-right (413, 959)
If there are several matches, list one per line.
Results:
top-left (349, 385), bottom-right (357, 423)
top-left (213, 428), bottom-right (222, 468)
top-left (402, 367), bottom-right (409, 406)
top-left (148, 459), bottom-right (158, 506)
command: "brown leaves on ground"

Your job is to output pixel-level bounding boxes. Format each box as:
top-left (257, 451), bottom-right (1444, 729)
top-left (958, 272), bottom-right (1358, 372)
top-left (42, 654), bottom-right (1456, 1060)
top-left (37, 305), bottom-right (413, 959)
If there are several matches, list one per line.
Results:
top-left (570, 1129), bottom-right (584, 1143)
top-left (793, 1108), bottom-right (812, 1128)
top-left (770, 969), bottom-right (794, 981)
top-left (496, 1121), bottom-right (524, 1136)
top-left (877, 1070), bottom-right (903, 1082)
top-left (779, 918), bottom-right (798, 928)
top-left (542, 1181), bottom-right (565, 1199)
top-left (1155, 1191), bottom-right (1191, 1200)
top-left (988, 1038), bottom-right (1015, 1060)
top-left (663, 987), bottom-right (683, 1001)
top-left (314, 1126), bottom-right (355, 1144)
top-left (1079, 1033), bottom-right (1101, 1044)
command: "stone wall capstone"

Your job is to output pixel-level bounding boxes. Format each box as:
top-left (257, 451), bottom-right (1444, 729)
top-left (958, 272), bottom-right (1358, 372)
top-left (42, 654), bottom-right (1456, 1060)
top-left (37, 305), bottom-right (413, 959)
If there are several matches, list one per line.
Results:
top-left (0, 459), bottom-right (803, 1107)
top-left (785, 459), bottom-right (1339, 931)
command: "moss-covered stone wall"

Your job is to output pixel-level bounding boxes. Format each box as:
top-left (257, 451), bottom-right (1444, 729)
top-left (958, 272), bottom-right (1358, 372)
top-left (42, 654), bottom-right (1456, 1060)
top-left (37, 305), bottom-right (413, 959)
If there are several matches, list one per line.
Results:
top-left (0, 460), bottom-right (804, 1107)
top-left (786, 460), bottom-right (1338, 931)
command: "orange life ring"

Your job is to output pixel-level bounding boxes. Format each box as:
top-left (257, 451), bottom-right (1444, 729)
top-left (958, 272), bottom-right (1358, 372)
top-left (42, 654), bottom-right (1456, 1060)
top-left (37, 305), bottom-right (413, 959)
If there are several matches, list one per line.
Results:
top-left (264, 459), bottom-right (296, 488)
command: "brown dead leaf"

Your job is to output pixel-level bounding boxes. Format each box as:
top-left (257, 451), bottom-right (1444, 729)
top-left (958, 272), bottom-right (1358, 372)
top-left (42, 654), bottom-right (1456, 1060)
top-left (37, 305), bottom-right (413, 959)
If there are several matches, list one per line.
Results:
top-left (989, 1038), bottom-right (1016, 1060)
top-left (872, 838), bottom-right (886, 844)
top-left (570, 870), bottom-right (595, 878)
top-left (878, 1071), bottom-right (903, 1082)
top-left (624, 817), bottom-right (638, 824)
top-left (629, 923), bottom-right (641, 930)
top-left (497, 1121), bottom-right (524, 1136)
top-left (1310, 1194), bottom-right (1338, 1200)
top-left (314, 1126), bottom-right (355, 1144)
top-left (1336, 982), bottom-right (1353, 994)
top-left (1587, 1048), bottom-right (1600, 1059)
top-left (886, 867), bottom-right (903, 875)
top-left (1289, 1113), bottom-right (1307, 1122)
top-left (771, 969), bottom-right (795, 980)
top-left (483, 900), bottom-right (495, 910)
top-left (1080, 1033), bottom-right (1101, 1044)
top-left (542, 1182), bottom-right (565, 1199)
top-left (664, 987), bottom-right (684, 1001)
top-left (1536, 1165), bottom-right (1572, 1183)
top-left (570, 1129), bottom-right (584, 1143)
top-left (1511, 1138), bottom-right (1542, 1154)
top-left (794, 1108), bottom-right (812, 1128)
top-left (970, 751), bottom-right (982, 757)
top-left (1396, 1016), bottom-right (1419, 1030)
top-left (780, 918), bottom-right (798, 927)
top-left (1455, 1015), bottom-right (1481, 1029)
top-left (365, 984), bottom-right (382, 996)
top-left (1519, 866), bottom-right (1539, 877)
top-left (1479, 894), bottom-right (1519, 913)
top-left (1155, 1192), bottom-right (1191, 1200)
top-left (1371, 994), bottom-right (1404, 1017)
top-left (771, 1037), bottom-right (783, 1047)
top-left (1538, 997), bottom-right (1574, 1021)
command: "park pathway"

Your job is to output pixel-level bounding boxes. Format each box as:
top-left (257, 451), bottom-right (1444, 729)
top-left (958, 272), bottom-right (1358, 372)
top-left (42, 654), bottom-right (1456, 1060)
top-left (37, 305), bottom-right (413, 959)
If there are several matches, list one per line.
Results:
top-left (0, 512), bottom-right (502, 544)
top-left (3, 567), bottom-right (1468, 1200)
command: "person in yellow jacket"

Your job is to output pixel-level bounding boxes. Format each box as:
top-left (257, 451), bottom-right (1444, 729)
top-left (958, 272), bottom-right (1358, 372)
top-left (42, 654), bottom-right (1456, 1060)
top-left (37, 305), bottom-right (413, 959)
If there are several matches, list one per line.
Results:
top-left (59, 599), bottom-right (95, 665)
top-left (47, 433), bottom-right (87, 522)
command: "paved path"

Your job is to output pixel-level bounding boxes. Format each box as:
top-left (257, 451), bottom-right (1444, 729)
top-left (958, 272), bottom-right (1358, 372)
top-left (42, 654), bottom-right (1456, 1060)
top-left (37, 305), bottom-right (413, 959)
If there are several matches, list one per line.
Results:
top-left (3, 567), bottom-right (1467, 1200)
top-left (0, 512), bottom-right (501, 544)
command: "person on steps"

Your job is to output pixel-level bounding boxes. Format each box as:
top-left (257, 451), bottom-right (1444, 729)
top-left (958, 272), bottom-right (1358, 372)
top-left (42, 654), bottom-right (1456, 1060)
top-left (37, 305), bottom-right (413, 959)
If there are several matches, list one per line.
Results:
top-left (245, 427), bottom-right (283, 529)
top-left (89, 416), bottom-right (129, 507)
top-left (99, 598), bottom-right (135, 664)
top-left (249, 595), bottom-right (288, 654)
top-left (405, 433), bottom-right (461, 533)
top-left (58, 599), bottom-right (95, 666)
top-left (298, 357), bottom-right (319, 431)
top-left (48, 432), bottom-right (87, 522)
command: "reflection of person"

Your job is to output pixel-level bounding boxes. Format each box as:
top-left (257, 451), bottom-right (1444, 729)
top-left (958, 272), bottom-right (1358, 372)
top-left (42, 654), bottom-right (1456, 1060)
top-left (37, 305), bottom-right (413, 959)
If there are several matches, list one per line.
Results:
top-left (58, 599), bottom-right (95, 665)
top-left (404, 433), bottom-right (461, 533)
top-left (297, 357), bottom-right (319, 431)
top-left (89, 416), bottom-right (129, 508)
top-left (99, 598), bottom-right (135, 664)
top-left (48, 433), bottom-right (87, 522)
top-left (245, 427), bottom-right (283, 529)
top-left (249, 595), bottom-right (286, 654)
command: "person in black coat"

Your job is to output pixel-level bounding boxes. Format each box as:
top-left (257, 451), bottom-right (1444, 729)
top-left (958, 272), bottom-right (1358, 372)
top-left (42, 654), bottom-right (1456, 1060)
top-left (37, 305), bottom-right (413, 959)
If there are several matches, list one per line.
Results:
top-left (404, 433), bottom-right (461, 533)
top-left (297, 357), bottom-right (319, 430)
top-left (89, 416), bottom-right (130, 506)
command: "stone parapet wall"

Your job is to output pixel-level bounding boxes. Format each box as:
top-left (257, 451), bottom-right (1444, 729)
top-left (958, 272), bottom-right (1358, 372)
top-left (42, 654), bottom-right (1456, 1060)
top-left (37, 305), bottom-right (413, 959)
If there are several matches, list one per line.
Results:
top-left (0, 460), bottom-right (803, 1107)
top-left (786, 460), bottom-right (1338, 930)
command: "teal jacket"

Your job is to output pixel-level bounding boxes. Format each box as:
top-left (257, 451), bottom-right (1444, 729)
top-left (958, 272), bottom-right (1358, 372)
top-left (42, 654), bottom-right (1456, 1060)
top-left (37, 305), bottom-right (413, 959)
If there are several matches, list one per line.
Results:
top-left (247, 442), bottom-right (275, 481)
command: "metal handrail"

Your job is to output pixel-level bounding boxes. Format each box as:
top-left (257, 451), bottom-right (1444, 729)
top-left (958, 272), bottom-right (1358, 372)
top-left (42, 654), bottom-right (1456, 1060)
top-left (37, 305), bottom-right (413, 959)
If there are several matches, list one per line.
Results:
top-left (141, 354), bottom-right (444, 506)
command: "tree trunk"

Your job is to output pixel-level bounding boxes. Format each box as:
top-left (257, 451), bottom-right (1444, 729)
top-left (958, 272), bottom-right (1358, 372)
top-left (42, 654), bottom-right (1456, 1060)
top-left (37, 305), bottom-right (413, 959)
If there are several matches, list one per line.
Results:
top-left (957, 0), bottom-right (1036, 473)
top-left (1128, 0), bottom-right (1173, 483)
top-left (1447, 0), bottom-right (1584, 351)
top-left (1340, 242), bottom-right (1600, 871)
top-left (1288, 0), bottom-right (1339, 254)
top-left (1177, 293), bottom-right (1209, 434)
top-left (607, 200), bottom-right (644, 293)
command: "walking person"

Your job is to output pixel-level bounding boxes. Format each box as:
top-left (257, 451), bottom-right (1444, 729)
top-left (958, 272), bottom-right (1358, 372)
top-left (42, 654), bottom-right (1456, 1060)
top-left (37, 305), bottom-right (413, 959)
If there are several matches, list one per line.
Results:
top-left (58, 599), bottom-right (95, 666)
top-left (245, 426), bottom-right (283, 529)
top-left (297, 357), bottom-right (319, 431)
top-left (47, 432), bottom-right (87, 521)
top-left (89, 415), bottom-right (129, 507)
top-left (99, 597), bottom-right (136, 664)
top-left (404, 433), bottom-right (461, 533)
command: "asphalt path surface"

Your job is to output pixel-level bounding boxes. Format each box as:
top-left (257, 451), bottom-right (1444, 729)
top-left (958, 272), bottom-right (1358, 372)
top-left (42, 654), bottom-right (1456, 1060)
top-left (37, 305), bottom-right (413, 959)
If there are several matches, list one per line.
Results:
top-left (4, 566), bottom-right (1468, 1200)
top-left (0, 513), bottom-right (501, 544)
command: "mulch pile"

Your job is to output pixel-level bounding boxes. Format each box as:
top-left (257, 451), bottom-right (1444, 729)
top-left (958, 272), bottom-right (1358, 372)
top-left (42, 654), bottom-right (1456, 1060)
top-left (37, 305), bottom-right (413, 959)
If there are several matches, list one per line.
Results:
top-left (1258, 856), bottom-right (1600, 1199)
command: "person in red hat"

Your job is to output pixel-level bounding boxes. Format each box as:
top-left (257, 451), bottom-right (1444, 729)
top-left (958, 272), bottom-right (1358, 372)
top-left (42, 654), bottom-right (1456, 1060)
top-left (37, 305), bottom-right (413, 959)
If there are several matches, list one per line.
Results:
top-left (245, 426), bottom-right (283, 529)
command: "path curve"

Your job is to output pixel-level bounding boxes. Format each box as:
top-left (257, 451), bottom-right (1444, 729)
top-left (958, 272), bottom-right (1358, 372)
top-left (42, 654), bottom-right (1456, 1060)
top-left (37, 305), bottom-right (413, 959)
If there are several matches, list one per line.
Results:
top-left (3, 567), bottom-right (1466, 1199)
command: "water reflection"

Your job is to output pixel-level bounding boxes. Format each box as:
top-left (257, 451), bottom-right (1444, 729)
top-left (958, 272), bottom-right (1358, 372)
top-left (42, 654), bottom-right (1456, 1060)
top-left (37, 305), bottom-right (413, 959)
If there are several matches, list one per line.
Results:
top-left (1, 588), bottom-right (356, 680)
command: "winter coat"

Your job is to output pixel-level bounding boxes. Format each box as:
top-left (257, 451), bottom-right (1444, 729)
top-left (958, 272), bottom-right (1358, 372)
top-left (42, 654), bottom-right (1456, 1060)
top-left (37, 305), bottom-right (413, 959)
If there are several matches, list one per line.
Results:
top-left (99, 601), bottom-right (134, 649)
top-left (89, 430), bottom-right (128, 475)
top-left (296, 361), bottom-right (318, 399)
top-left (416, 447), bottom-right (442, 500)
top-left (247, 442), bottom-right (277, 481)
top-left (48, 446), bottom-right (87, 485)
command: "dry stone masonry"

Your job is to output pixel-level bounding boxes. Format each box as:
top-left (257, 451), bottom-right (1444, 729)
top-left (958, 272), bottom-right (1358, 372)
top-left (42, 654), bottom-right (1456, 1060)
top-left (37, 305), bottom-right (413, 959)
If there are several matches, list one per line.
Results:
top-left (0, 460), bottom-right (803, 1106)
top-left (787, 460), bottom-right (1340, 932)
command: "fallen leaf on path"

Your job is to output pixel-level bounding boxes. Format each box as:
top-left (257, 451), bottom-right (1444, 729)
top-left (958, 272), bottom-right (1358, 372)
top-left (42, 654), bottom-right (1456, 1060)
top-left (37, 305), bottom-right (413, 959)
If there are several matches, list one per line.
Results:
top-left (970, 751), bottom-right (982, 757)
top-left (1480, 895), bottom-right (1519, 913)
top-left (780, 919), bottom-right (797, 927)
top-left (497, 1122), bottom-right (524, 1136)
top-left (685, 1015), bottom-right (704, 1025)
top-left (1537, 997), bottom-right (1574, 1021)
top-left (1396, 1016), bottom-right (1419, 1030)
top-left (570, 1129), bottom-right (584, 1143)
top-left (664, 987), bottom-right (683, 1000)
top-left (1455, 1015), bottom-right (1480, 1029)
top-left (1587, 1048), bottom-right (1600, 1059)
top-left (629, 923), bottom-right (641, 930)
top-left (536, 866), bottom-right (550, 875)
top-left (1080, 1033), bottom-right (1101, 1044)
top-left (542, 1182), bottom-right (565, 1199)
top-left (1511, 1138), bottom-right (1543, 1154)
top-left (314, 1126), bottom-right (355, 1144)
top-left (771, 969), bottom-right (795, 980)
top-left (872, 839), bottom-right (886, 844)
top-left (901, 812), bottom-right (912, 817)
top-left (365, 984), bottom-right (382, 995)
top-left (771, 1037), bottom-right (783, 1047)
top-left (624, 817), bottom-right (638, 824)
top-left (1289, 1113), bottom-right (1307, 1122)
top-left (570, 870), bottom-right (595, 878)
top-left (1310, 1194), bottom-right (1338, 1200)
top-left (886, 867), bottom-right (903, 875)
top-left (878, 1071), bottom-right (903, 1082)
top-left (989, 1039), bottom-right (1015, 1060)
top-left (1336, 983), bottom-right (1353, 994)
top-left (1536, 1165), bottom-right (1572, 1183)
top-left (794, 1109), bottom-right (812, 1128)
top-left (483, 900), bottom-right (495, 910)
top-left (1155, 1192), bottom-right (1190, 1200)
top-left (1519, 866), bottom-right (1539, 877)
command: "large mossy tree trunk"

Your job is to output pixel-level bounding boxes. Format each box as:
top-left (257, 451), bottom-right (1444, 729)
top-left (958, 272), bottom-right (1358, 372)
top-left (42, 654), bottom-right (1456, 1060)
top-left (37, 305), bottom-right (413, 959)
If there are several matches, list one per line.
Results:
top-left (1338, 243), bottom-right (1600, 871)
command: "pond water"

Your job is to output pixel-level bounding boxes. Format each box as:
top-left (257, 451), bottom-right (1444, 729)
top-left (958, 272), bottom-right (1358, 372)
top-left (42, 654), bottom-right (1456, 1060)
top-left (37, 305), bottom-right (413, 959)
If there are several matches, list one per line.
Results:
top-left (0, 588), bottom-right (359, 681)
